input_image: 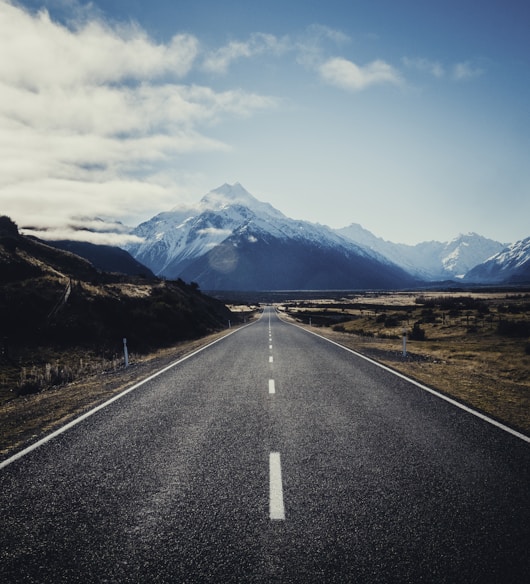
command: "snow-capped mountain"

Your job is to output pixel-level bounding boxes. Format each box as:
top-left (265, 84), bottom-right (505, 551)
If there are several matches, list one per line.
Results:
top-left (337, 224), bottom-right (505, 280)
top-left (463, 237), bottom-right (530, 284)
top-left (125, 183), bottom-right (417, 290)
top-left (124, 182), bottom-right (527, 289)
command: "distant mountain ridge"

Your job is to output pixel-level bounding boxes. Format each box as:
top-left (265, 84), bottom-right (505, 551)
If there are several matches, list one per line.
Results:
top-left (337, 224), bottom-right (506, 281)
top-left (126, 183), bottom-right (417, 290)
top-left (122, 183), bottom-right (530, 288)
top-left (45, 240), bottom-right (155, 278)
top-left (464, 237), bottom-right (530, 284)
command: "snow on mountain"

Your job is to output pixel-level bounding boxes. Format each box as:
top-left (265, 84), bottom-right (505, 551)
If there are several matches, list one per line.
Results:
top-left (337, 225), bottom-right (505, 280)
top-left (127, 182), bottom-right (372, 276)
top-left (125, 183), bottom-right (416, 290)
top-left (463, 237), bottom-right (530, 284)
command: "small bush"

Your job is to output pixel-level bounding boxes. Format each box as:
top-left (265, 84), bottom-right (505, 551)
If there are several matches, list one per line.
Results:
top-left (497, 320), bottom-right (530, 338)
top-left (409, 322), bottom-right (426, 341)
top-left (383, 315), bottom-right (400, 328)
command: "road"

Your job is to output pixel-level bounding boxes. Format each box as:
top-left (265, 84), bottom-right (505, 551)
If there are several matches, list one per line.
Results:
top-left (1, 307), bottom-right (529, 583)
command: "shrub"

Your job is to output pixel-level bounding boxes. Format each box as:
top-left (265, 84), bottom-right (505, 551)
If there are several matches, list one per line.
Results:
top-left (383, 315), bottom-right (400, 327)
top-left (409, 322), bottom-right (426, 341)
top-left (497, 320), bottom-right (530, 338)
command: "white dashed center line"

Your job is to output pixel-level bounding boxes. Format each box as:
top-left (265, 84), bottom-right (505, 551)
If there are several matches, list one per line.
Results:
top-left (269, 355), bottom-right (273, 363)
top-left (269, 452), bottom-right (285, 520)
top-left (269, 379), bottom-right (275, 394)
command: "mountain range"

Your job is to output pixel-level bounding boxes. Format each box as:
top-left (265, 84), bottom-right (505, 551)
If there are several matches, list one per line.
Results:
top-left (463, 237), bottom-right (530, 284)
top-left (122, 183), bottom-right (529, 289)
top-left (336, 224), bottom-right (506, 281)
top-left (15, 183), bottom-right (527, 290)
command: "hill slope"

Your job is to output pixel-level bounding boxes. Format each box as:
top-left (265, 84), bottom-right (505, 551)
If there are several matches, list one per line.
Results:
top-left (46, 240), bottom-right (155, 278)
top-left (0, 216), bottom-right (235, 354)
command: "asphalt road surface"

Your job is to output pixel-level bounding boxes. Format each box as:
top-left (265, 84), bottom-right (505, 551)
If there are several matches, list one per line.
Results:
top-left (1, 307), bottom-right (529, 583)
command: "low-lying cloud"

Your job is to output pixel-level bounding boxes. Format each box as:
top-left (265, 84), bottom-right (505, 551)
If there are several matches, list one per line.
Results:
top-left (319, 57), bottom-right (402, 91)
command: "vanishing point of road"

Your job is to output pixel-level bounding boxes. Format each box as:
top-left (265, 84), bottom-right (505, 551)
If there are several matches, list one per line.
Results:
top-left (1, 307), bottom-right (529, 583)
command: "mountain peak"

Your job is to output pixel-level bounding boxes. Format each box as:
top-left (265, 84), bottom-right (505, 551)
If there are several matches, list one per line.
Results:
top-left (200, 182), bottom-right (256, 209)
top-left (199, 183), bottom-right (286, 221)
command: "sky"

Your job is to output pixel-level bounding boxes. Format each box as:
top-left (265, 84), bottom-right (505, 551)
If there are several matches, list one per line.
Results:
top-left (1, 0), bottom-right (529, 246)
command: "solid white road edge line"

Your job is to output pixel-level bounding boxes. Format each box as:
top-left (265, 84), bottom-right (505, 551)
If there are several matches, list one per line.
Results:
top-left (0, 321), bottom-right (257, 470)
top-left (269, 452), bottom-right (285, 520)
top-left (283, 318), bottom-right (530, 444)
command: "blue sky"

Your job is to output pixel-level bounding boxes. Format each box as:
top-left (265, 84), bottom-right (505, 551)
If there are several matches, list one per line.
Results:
top-left (1, 0), bottom-right (529, 245)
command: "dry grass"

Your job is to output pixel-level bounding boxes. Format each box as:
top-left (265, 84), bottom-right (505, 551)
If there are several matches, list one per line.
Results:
top-left (0, 329), bottom-right (237, 459)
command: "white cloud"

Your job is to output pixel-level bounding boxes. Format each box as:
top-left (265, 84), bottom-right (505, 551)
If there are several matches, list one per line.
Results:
top-left (304, 24), bottom-right (350, 46)
top-left (319, 57), bottom-right (402, 91)
top-left (402, 56), bottom-right (483, 82)
top-left (202, 32), bottom-right (287, 74)
top-left (22, 227), bottom-right (144, 247)
top-left (0, 1), bottom-right (276, 237)
top-left (452, 61), bottom-right (483, 80)
top-left (295, 24), bottom-right (350, 69)
top-left (0, 2), bottom-right (198, 89)
top-left (197, 227), bottom-right (233, 238)
top-left (402, 57), bottom-right (445, 78)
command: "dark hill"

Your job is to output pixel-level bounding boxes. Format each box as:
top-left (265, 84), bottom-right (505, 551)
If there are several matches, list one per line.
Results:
top-left (45, 240), bottom-right (155, 278)
top-left (0, 216), bottom-right (236, 356)
top-left (0, 217), bottom-right (98, 284)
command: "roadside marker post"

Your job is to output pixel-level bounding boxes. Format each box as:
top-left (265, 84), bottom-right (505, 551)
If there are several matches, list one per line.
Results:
top-left (402, 328), bottom-right (407, 358)
top-left (123, 337), bottom-right (129, 368)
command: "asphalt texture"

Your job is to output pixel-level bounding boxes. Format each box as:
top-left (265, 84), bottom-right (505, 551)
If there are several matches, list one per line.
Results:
top-left (1, 307), bottom-right (529, 583)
